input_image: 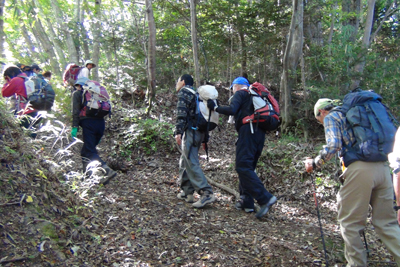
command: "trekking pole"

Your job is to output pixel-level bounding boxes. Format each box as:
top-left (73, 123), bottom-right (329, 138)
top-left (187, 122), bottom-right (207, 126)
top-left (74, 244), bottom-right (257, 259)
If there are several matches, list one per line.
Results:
top-left (310, 172), bottom-right (329, 266)
top-left (360, 229), bottom-right (370, 258)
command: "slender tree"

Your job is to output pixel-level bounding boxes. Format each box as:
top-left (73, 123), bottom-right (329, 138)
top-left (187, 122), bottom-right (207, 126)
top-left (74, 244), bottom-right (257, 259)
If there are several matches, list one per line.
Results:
top-left (92, 0), bottom-right (101, 80)
top-left (190, 0), bottom-right (201, 86)
top-left (145, 0), bottom-right (156, 114)
top-left (0, 0), bottom-right (5, 59)
top-left (279, 0), bottom-right (304, 130)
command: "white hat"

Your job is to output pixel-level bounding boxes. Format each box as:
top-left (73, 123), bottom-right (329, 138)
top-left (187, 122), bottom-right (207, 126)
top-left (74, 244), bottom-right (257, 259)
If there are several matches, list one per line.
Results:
top-left (84, 60), bottom-right (96, 68)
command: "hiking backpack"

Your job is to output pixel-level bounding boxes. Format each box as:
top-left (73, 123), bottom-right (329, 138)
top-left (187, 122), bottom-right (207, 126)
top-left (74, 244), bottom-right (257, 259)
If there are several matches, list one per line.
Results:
top-left (334, 90), bottom-right (397, 166)
top-left (63, 63), bottom-right (83, 86)
top-left (79, 80), bottom-right (111, 118)
top-left (186, 85), bottom-right (219, 132)
top-left (185, 85), bottom-right (219, 161)
top-left (22, 75), bottom-right (55, 111)
top-left (241, 82), bottom-right (280, 133)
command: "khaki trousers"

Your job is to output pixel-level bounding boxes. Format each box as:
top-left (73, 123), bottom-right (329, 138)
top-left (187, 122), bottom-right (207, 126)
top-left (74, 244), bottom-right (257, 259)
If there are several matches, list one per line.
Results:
top-left (338, 161), bottom-right (400, 266)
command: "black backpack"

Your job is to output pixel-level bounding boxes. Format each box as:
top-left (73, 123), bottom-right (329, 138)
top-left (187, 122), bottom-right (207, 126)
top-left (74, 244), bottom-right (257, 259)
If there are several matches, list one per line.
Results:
top-left (334, 90), bottom-right (397, 166)
top-left (22, 75), bottom-right (55, 111)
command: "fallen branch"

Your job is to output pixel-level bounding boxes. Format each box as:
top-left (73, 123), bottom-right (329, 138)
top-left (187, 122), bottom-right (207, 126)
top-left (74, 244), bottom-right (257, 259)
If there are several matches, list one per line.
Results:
top-left (0, 202), bottom-right (20, 206)
top-left (0, 255), bottom-right (36, 264)
top-left (206, 177), bottom-right (239, 198)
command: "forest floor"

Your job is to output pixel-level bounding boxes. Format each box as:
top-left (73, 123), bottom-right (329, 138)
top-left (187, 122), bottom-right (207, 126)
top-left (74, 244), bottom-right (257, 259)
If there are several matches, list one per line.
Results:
top-left (0, 88), bottom-right (398, 267)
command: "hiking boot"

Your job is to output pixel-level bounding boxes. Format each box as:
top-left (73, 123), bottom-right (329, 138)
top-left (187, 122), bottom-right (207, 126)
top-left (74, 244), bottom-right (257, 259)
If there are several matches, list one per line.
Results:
top-left (255, 196), bottom-right (277, 219)
top-left (192, 191), bottom-right (216, 208)
top-left (235, 199), bottom-right (255, 213)
top-left (99, 164), bottom-right (117, 185)
top-left (177, 192), bottom-right (194, 203)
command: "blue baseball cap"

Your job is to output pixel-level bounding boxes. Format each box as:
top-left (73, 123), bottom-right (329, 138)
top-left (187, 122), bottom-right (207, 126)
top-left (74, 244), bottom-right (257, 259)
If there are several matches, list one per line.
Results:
top-left (231, 77), bottom-right (250, 88)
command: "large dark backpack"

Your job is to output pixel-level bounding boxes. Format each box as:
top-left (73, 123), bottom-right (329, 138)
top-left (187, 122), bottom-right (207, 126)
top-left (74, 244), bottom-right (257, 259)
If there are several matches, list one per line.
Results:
top-left (240, 82), bottom-right (280, 133)
top-left (22, 75), bottom-right (55, 111)
top-left (63, 63), bottom-right (83, 86)
top-left (334, 90), bottom-right (397, 166)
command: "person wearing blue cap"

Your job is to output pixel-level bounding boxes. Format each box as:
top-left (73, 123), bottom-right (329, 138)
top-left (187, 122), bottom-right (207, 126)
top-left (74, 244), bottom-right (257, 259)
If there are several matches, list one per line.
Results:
top-left (207, 77), bottom-right (277, 219)
top-left (71, 77), bottom-right (116, 184)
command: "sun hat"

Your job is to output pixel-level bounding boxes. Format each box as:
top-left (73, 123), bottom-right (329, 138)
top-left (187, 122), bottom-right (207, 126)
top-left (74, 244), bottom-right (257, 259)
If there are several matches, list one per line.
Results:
top-left (314, 98), bottom-right (334, 118)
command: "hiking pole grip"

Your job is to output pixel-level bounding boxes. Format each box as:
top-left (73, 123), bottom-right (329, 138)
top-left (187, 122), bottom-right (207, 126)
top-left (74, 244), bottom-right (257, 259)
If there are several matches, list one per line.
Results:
top-left (311, 172), bottom-right (330, 267)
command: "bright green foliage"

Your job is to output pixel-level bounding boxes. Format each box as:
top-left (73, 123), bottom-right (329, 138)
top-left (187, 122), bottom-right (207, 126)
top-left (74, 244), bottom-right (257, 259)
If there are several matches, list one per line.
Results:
top-left (118, 117), bottom-right (175, 157)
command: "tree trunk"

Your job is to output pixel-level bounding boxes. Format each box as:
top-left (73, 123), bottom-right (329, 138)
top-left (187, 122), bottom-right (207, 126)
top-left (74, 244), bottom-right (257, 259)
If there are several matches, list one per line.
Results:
top-left (351, 0), bottom-right (375, 89)
top-left (32, 0), bottom-right (66, 67)
top-left (145, 0), bottom-right (156, 115)
top-left (92, 0), bottom-right (101, 80)
top-left (342, 0), bottom-right (360, 42)
top-left (75, 0), bottom-right (81, 59)
top-left (279, 0), bottom-right (304, 131)
top-left (190, 0), bottom-right (201, 87)
top-left (239, 30), bottom-right (247, 77)
top-left (80, 0), bottom-right (90, 61)
top-left (49, 0), bottom-right (79, 63)
top-left (24, 0), bottom-right (61, 75)
top-left (0, 0), bottom-right (5, 59)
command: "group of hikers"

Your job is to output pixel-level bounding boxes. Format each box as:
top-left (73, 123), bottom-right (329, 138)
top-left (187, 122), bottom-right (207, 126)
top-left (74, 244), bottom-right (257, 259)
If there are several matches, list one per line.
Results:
top-left (174, 73), bottom-right (400, 266)
top-left (3, 62), bottom-right (400, 265)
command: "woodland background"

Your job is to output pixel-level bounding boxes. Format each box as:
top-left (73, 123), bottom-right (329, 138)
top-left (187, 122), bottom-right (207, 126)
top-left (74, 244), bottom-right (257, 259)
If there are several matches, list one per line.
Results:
top-left (0, 0), bottom-right (399, 131)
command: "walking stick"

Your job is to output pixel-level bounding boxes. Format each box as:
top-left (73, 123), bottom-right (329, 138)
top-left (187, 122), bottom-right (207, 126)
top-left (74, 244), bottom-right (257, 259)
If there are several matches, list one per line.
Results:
top-left (310, 172), bottom-right (329, 266)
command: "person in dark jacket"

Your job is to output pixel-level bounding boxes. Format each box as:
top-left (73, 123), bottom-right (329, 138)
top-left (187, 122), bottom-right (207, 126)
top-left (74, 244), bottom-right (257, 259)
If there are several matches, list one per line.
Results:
top-left (207, 77), bottom-right (278, 219)
top-left (2, 65), bottom-right (41, 137)
top-left (71, 77), bottom-right (116, 184)
top-left (174, 74), bottom-right (216, 208)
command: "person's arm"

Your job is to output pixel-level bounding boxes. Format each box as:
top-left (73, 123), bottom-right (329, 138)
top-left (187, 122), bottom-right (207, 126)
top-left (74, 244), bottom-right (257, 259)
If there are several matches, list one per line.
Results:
top-left (174, 88), bottom-right (192, 142)
top-left (2, 77), bottom-right (21, 97)
top-left (305, 113), bottom-right (343, 172)
top-left (71, 91), bottom-right (83, 128)
top-left (214, 91), bottom-right (245, 115)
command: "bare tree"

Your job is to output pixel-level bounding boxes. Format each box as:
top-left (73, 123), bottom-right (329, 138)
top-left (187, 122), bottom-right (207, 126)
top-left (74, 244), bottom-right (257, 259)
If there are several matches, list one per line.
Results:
top-left (351, 0), bottom-right (376, 89)
top-left (0, 0), bottom-right (5, 59)
top-left (279, 0), bottom-right (304, 130)
top-left (190, 0), bottom-right (201, 87)
top-left (145, 0), bottom-right (156, 114)
top-left (92, 0), bottom-right (101, 80)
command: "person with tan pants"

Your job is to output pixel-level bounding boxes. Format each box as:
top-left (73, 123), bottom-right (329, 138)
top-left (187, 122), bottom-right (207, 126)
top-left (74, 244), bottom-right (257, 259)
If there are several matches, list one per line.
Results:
top-left (305, 98), bottom-right (400, 266)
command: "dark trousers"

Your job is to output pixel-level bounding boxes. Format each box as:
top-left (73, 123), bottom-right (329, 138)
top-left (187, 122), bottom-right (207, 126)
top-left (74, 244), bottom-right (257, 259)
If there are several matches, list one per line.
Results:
top-left (79, 119), bottom-right (105, 167)
top-left (236, 123), bottom-right (273, 208)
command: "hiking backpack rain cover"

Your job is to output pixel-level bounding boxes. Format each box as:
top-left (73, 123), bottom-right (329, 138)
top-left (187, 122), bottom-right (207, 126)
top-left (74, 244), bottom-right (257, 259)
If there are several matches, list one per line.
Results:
top-left (241, 82), bottom-right (280, 132)
top-left (23, 75), bottom-right (55, 111)
top-left (63, 63), bottom-right (82, 86)
top-left (79, 81), bottom-right (111, 118)
top-left (335, 90), bottom-right (397, 166)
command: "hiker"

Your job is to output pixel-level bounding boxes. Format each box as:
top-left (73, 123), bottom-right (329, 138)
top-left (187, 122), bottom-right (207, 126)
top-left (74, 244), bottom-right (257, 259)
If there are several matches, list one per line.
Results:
top-left (2, 65), bottom-right (41, 137)
top-left (22, 65), bottom-right (34, 77)
top-left (305, 98), bottom-right (400, 266)
top-left (31, 64), bottom-right (42, 77)
top-left (174, 74), bottom-right (216, 208)
top-left (42, 71), bottom-right (52, 82)
top-left (77, 60), bottom-right (96, 80)
top-left (388, 127), bottom-right (400, 225)
top-left (71, 77), bottom-right (116, 184)
top-left (207, 77), bottom-right (278, 219)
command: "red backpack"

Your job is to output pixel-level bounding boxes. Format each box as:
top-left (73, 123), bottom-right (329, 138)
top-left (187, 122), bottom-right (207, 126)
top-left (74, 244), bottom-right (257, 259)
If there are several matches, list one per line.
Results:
top-left (63, 63), bottom-right (83, 86)
top-left (241, 82), bottom-right (280, 132)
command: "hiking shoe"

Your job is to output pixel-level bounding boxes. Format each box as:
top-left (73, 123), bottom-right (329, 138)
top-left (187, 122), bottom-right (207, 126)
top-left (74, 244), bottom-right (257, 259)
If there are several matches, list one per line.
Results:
top-left (234, 200), bottom-right (255, 213)
top-left (177, 192), bottom-right (194, 203)
top-left (99, 164), bottom-right (117, 185)
top-left (255, 196), bottom-right (277, 219)
top-left (192, 191), bottom-right (216, 208)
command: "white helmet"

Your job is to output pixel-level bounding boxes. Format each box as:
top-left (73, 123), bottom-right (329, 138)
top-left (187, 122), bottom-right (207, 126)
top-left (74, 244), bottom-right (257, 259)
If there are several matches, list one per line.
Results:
top-left (84, 60), bottom-right (96, 68)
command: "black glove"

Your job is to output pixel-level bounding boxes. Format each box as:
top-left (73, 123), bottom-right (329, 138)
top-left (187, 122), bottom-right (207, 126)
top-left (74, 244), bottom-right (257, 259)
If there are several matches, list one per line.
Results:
top-left (207, 99), bottom-right (216, 111)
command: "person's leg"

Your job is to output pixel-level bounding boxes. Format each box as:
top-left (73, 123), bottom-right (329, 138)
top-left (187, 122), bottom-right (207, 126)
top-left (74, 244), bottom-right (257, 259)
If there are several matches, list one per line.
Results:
top-left (180, 129), bottom-right (213, 194)
top-left (80, 119), bottom-right (106, 165)
top-left (370, 162), bottom-right (400, 265)
top-left (337, 161), bottom-right (372, 266)
top-left (235, 124), bottom-right (273, 206)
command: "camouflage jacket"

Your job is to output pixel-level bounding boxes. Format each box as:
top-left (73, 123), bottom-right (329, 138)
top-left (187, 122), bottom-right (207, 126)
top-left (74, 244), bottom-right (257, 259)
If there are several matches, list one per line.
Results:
top-left (174, 86), bottom-right (195, 136)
